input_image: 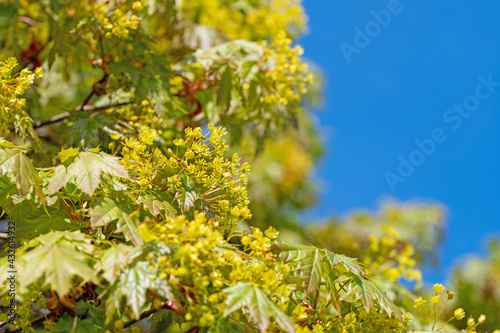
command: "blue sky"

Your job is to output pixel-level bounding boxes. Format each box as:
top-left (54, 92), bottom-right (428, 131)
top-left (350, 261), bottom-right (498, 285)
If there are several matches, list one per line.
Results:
top-left (299, 1), bottom-right (500, 283)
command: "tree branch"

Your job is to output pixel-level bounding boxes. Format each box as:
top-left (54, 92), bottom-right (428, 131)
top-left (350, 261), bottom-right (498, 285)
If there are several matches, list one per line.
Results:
top-left (32, 70), bottom-right (117, 129)
top-left (33, 102), bottom-right (132, 129)
top-left (75, 90), bottom-right (95, 112)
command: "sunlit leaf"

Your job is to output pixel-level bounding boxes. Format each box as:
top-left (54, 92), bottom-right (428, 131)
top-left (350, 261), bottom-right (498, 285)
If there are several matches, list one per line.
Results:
top-left (95, 244), bottom-right (135, 284)
top-left (224, 282), bottom-right (295, 332)
top-left (48, 151), bottom-right (129, 196)
top-left (138, 194), bottom-right (177, 218)
top-left (324, 251), bottom-right (365, 276)
top-left (0, 149), bottom-right (46, 204)
top-left (57, 147), bottom-right (79, 163)
top-left (19, 231), bottom-right (98, 296)
top-left (107, 261), bottom-right (174, 320)
top-left (271, 241), bottom-right (317, 262)
top-left (91, 198), bottom-right (142, 245)
top-left (344, 272), bottom-right (404, 323)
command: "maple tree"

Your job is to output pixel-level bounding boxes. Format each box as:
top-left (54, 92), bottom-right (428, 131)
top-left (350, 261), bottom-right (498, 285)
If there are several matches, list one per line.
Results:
top-left (0, 1), bottom-right (497, 332)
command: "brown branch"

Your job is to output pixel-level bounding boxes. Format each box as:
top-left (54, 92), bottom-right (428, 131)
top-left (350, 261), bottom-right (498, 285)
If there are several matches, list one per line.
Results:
top-left (33, 110), bottom-right (71, 128)
top-left (33, 102), bottom-right (132, 129)
top-left (75, 90), bottom-right (95, 112)
top-left (32, 70), bottom-right (114, 129)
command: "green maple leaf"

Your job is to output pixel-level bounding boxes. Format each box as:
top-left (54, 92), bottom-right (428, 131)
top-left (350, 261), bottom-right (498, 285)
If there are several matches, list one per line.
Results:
top-left (91, 198), bottom-right (142, 245)
top-left (223, 282), bottom-right (295, 333)
top-left (48, 151), bottom-right (128, 196)
top-left (107, 261), bottom-right (174, 320)
top-left (176, 188), bottom-right (198, 213)
top-left (52, 315), bottom-right (100, 333)
top-left (344, 272), bottom-right (404, 322)
top-left (15, 206), bottom-right (79, 242)
top-left (95, 243), bottom-right (136, 284)
top-left (0, 149), bottom-right (46, 204)
top-left (323, 251), bottom-right (365, 276)
top-left (57, 147), bottom-right (80, 163)
top-left (272, 242), bottom-right (367, 296)
top-left (271, 242), bottom-right (317, 262)
top-left (271, 242), bottom-right (323, 296)
top-left (138, 194), bottom-right (177, 218)
top-left (19, 231), bottom-right (98, 296)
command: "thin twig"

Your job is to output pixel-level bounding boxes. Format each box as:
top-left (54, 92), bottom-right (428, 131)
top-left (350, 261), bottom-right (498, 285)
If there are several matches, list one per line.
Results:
top-left (33, 110), bottom-right (70, 128)
top-left (71, 315), bottom-right (77, 333)
top-left (75, 90), bottom-right (95, 112)
top-left (313, 290), bottom-right (319, 309)
top-left (33, 102), bottom-right (131, 129)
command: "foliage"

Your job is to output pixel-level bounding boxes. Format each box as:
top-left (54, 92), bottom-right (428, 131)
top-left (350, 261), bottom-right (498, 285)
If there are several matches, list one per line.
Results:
top-left (0, 0), bottom-right (497, 332)
top-left (444, 240), bottom-right (500, 332)
top-left (0, 58), bottom-right (43, 139)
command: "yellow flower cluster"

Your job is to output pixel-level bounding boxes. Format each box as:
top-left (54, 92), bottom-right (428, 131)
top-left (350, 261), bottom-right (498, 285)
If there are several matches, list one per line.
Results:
top-left (120, 126), bottom-right (168, 189)
top-left (138, 213), bottom-right (289, 328)
top-left (233, 227), bottom-right (291, 297)
top-left (413, 284), bottom-right (492, 332)
top-left (100, 6), bottom-right (140, 39)
top-left (174, 32), bottom-right (312, 129)
top-left (261, 31), bottom-right (313, 108)
top-left (106, 95), bottom-right (160, 144)
top-left (179, 0), bottom-right (306, 41)
top-left (0, 57), bottom-right (42, 138)
top-left (414, 296), bottom-right (426, 308)
top-left (73, 0), bottom-right (144, 40)
top-left (334, 306), bottom-right (402, 333)
top-left (139, 213), bottom-right (225, 327)
top-left (364, 226), bottom-right (422, 288)
top-left (0, 284), bottom-right (46, 332)
top-left (121, 125), bottom-right (251, 227)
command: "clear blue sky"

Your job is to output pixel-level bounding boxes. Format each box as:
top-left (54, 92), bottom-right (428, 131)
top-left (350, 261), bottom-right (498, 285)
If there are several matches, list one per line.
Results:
top-left (300, 1), bottom-right (500, 283)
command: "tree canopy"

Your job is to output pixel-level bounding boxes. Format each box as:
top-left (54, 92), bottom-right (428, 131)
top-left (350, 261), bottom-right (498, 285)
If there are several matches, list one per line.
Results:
top-left (0, 1), bottom-right (498, 332)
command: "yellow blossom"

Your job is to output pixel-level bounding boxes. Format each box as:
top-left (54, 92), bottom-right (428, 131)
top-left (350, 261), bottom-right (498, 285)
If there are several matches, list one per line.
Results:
top-left (433, 283), bottom-right (445, 293)
top-left (454, 308), bottom-right (466, 320)
top-left (414, 297), bottom-right (426, 308)
top-left (431, 295), bottom-right (441, 304)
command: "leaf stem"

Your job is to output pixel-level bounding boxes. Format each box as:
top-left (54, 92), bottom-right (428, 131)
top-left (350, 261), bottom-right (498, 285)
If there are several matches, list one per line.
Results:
top-left (435, 315), bottom-right (456, 332)
top-left (313, 290), bottom-right (319, 309)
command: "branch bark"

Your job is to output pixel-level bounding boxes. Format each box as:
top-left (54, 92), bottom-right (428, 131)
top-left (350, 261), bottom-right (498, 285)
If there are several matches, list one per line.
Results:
top-left (33, 102), bottom-right (132, 129)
